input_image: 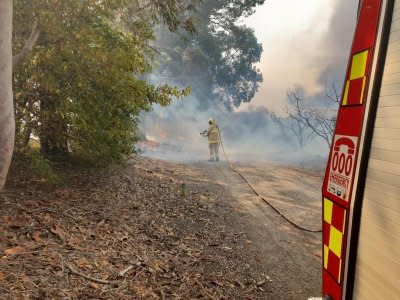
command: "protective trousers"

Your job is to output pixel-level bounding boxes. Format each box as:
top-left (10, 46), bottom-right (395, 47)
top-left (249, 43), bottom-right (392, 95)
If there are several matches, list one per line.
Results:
top-left (209, 143), bottom-right (220, 161)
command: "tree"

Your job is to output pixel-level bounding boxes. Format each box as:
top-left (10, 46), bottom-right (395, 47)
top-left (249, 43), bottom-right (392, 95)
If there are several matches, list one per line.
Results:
top-left (12, 0), bottom-right (193, 165)
top-left (119, 0), bottom-right (199, 33)
top-left (286, 84), bottom-right (340, 147)
top-left (0, 0), bottom-right (13, 190)
top-left (1, 0), bottom-right (198, 189)
top-left (152, 0), bottom-right (264, 110)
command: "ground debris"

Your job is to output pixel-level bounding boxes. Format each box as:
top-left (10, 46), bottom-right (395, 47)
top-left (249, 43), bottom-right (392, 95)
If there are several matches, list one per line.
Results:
top-left (0, 156), bottom-right (268, 299)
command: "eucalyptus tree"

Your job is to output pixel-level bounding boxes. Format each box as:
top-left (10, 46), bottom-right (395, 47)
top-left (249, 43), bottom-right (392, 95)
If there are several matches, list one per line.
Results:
top-left (0, 0), bottom-right (13, 190)
top-left (153, 0), bottom-right (265, 110)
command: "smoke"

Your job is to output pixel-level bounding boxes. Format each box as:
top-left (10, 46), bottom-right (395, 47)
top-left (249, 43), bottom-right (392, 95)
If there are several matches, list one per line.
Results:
top-left (137, 1), bottom-right (360, 167)
top-left (138, 94), bottom-right (327, 167)
top-left (317, 0), bottom-right (358, 87)
top-left (241, 0), bottom-right (358, 111)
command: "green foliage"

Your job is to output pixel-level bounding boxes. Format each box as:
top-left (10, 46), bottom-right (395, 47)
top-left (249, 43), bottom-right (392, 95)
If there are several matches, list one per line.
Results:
top-left (13, 0), bottom-right (195, 165)
top-left (26, 149), bottom-right (64, 186)
top-left (120, 0), bottom-right (200, 33)
top-left (153, 0), bottom-right (264, 110)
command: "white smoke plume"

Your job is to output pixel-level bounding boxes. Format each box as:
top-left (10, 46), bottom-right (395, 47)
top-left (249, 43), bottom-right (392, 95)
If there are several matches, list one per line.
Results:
top-left (137, 0), bottom-right (359, 168)
top-left (138, 94), bottom-right (327, 168)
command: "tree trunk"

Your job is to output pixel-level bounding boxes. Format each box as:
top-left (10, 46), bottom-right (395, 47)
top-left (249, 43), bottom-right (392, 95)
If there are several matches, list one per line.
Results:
top-left (0, 0), bottom-right (14, 190)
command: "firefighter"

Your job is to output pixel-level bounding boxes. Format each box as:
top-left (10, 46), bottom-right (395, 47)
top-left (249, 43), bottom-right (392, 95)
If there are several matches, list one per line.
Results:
top-left (201, 118), bottom-right (220, 162)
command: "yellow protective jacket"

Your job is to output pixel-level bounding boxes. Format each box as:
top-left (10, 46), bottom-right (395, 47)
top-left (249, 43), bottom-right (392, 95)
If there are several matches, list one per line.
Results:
top-left (206, 123), bottom-right (220, 144)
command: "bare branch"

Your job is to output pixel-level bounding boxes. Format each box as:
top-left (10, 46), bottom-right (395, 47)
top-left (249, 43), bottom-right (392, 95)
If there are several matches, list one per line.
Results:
top-left (326, 82), bottom-right (341, 104)
top-left (285, 85), bottom-right (339, 148)
top-left (145, 43), bottom-right (162, 55)
top-left (13, 20), bottom-right (40, 69)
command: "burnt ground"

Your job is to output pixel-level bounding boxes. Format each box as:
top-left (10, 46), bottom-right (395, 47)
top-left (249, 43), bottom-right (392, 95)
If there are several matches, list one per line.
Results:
top-left (0, 156), bottom-right (322, 299)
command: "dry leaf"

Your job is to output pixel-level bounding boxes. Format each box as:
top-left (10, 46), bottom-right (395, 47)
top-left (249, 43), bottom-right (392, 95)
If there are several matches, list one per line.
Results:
top-left (50, 226), bottom-right (65, 241)
top-left (43, 213), bottom-right (52, 222)
top-left (151, 260), bottom-right (163, 272)
top-left (102, 274), bottom-right (110, 280)
top-left (4, 246), bottom-right (24, 256)
top-left (199, 195), bottom-right (209, 201)
top-left (0, 271), bottom-right (5, 281)
top-left (89, 282), bottom-right (100, 289)
top-left (32, 231), bottom-right (43, 243)
top-left (67, 236), bottom-right (81, 245)
top-left (75, 257), bottom-right (92, 269)
top-left (1, 216), bottom-right (26, 228)
top-left (23, 241), bottom-right (37, 250)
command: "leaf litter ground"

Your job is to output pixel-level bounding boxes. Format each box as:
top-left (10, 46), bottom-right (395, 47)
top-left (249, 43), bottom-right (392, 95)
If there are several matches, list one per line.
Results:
top-left (0, 156), bottom-right (290, 300)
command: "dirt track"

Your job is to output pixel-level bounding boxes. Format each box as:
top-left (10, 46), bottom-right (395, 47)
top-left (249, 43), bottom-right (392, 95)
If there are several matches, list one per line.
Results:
top-left (143, 158), bottom-right (323, 299)
top-left (207, 162), bottom-right (322, 297)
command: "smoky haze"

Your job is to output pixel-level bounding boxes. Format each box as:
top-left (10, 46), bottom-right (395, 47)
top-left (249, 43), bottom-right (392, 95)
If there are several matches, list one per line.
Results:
top-left (138, 0), bottom-right (358, 168)
top-left (139, 95), bottom-right (327, 167)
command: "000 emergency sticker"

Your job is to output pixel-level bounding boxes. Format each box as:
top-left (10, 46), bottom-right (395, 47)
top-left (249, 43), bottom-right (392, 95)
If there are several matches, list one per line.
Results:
top-left (327, 135), bottom-right (358, 202)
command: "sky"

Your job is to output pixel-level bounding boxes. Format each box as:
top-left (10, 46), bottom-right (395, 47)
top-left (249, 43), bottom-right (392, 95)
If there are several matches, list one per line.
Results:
top-left (241, 0), bottom-right (359, 113)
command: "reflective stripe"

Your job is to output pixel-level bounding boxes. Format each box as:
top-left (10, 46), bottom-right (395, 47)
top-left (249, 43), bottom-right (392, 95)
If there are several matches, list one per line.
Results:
top-left (350, 50), bottom-right (369, 80)
top-left (329, 226), bottom-right (344, 258)
top-left (324, 245), bottom-right (329, 269)
top-left (342, 50), bottom-right (370, 105)
top-left (324, 198), bottom-right (333, 223)
top-left (323, 198), bottom-right (347, 284)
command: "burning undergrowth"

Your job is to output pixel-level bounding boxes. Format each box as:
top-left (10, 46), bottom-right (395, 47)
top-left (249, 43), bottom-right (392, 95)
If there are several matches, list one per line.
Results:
top-left (138, 96), bottom-right (328, 167)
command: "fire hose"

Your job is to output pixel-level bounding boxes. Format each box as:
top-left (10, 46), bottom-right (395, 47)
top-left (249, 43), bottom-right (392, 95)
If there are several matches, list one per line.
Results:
top-left (216, 126), bottom-right (322, 234)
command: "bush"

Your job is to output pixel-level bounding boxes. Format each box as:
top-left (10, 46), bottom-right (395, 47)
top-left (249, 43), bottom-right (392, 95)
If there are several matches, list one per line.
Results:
top-left (26, 149), bottom-right (64, 186)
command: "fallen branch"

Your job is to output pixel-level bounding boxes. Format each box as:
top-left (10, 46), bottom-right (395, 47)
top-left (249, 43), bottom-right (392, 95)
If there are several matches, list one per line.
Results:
top-left (66, 263), bottom-right (111, 285)
top-left (118, 265), bottom-right (134, 277)
top-left (32, 207), bottom-right (79, 223)
top-left (194, 278), bottom-right (216, 300)
top-left (133, 269), bottom-right (145, 281)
